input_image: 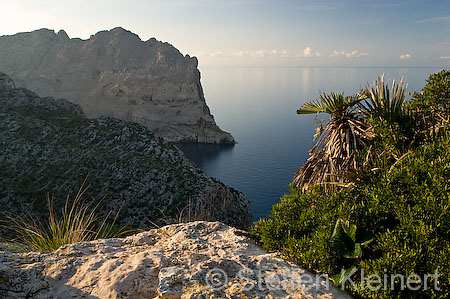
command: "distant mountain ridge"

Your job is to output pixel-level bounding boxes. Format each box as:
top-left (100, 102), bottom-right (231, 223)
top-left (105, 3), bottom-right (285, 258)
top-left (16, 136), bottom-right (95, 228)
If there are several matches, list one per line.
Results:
top-left (0, 27), bottom-right (234, 143)
top-left (0, 72), bottom-right (251, 234)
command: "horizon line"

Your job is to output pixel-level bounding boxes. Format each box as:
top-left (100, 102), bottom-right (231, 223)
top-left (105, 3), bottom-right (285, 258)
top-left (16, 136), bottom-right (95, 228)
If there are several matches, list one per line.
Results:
top-left (198, 65), bottom-right (446, 69)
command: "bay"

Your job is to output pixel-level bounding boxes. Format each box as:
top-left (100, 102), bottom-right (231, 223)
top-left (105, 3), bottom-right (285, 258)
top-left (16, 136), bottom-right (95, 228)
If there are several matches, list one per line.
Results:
top-left (176, 67), bottom-right (442, 221)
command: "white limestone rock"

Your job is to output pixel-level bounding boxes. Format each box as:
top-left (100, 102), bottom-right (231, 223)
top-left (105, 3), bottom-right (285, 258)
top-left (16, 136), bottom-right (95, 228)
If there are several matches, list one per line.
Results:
top-left (0, 221), bottom-right (351, 299)
top-left (0, 28), bottom-right (234, 143)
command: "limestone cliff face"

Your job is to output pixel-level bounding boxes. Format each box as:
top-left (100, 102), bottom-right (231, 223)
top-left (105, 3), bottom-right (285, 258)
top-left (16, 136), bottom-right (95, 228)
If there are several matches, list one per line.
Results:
top-left (0, 27), bottom-right (234, 143)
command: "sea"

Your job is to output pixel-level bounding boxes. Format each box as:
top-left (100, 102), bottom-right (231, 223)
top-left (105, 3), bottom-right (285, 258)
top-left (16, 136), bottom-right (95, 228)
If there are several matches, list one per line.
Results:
top-left (175, 66), bottom-right (442, 221)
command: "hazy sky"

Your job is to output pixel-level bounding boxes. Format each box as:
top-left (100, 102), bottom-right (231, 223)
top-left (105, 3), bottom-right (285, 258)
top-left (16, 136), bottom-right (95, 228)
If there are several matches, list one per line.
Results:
top-left (1, 0), bottom-right (449, 67)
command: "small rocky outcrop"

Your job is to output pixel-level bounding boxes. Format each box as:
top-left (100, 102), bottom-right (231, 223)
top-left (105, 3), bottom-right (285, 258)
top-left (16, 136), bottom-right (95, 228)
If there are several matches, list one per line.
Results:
top-left (0, 73), bottom-right (250, 232)
top-left (0, 27), bottom-right (234, 143)
top-left (0, 221), bottom-right (350, 299)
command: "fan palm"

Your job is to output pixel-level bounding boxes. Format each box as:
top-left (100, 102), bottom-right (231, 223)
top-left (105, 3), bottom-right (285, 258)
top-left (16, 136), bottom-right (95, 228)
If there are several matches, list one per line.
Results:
top-left (355, 75), bottom-right (412, 174)
top-left (294, 75), bottom-right (409, 193)
top-left (294, 92), bottom-right (373, 193)
top-left (358, 74), bottom-right (407, 124)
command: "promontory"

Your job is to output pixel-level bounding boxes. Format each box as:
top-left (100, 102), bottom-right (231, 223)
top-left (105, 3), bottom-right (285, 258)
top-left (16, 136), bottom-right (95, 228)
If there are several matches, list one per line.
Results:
top-left (0, 27), bottom-right (234, 143)
top-left (0, 72), bottom-right (251, 233)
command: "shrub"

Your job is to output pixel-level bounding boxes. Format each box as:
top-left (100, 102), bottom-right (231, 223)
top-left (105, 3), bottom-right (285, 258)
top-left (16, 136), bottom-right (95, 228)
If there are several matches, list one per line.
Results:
top-left (409, 70), bottom-right (450, 137)
top-left (251, 131), bottom-right (450, 298)
top-left (252, 72), bottom-right (450, 298)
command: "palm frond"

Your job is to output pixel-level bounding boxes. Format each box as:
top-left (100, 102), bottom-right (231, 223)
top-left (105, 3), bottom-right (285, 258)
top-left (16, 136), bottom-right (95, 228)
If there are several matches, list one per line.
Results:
top-left (359, 74), bottom-right (407, 123)
top-left (297, 100), bottom-right (327, 114)
top-left (294, 92), bottom-right (372, 193)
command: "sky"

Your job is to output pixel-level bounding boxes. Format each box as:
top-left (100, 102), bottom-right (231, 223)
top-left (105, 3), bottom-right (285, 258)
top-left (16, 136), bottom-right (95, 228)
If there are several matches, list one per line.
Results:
top-left (1, 0), bottom-right (450, 67)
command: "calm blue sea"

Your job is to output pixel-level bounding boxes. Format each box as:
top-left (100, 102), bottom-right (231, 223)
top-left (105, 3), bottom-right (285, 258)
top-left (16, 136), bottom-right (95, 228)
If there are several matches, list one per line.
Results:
top-left (176, 67), bottom-right (442, 221)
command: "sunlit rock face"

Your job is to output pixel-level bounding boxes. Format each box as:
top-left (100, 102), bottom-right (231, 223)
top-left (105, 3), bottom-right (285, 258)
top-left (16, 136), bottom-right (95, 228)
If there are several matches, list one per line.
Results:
top-left (0, 222), bottom-right (350, 299)
top-left (0, 27), bottom-right (234, 143)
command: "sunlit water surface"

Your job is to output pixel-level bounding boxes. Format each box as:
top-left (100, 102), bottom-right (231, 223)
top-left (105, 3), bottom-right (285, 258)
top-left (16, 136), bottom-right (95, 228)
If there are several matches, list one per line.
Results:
top-left (175, 67), bottom-right (441, 221)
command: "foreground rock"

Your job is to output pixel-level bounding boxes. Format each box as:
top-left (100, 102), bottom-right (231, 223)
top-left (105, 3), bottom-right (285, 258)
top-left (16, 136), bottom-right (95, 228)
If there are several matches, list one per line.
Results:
top-left (0, 27), bottom-right (234, 143)
top-left (0, 73), bottom-right (251, 232)
top-left (0, 221), bottom-right (350, 299)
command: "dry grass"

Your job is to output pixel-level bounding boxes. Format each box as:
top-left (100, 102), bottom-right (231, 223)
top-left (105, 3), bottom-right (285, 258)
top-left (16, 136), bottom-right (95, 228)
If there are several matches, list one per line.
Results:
top-left (4, 178), bottom-right (132, 251)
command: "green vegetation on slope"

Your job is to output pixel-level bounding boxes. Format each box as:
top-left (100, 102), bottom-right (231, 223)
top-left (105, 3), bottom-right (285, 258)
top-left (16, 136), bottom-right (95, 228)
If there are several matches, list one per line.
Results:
top-left (0, 73), bottom-right (251, 238)
top-left (251, 70), bottom-right (450, 298)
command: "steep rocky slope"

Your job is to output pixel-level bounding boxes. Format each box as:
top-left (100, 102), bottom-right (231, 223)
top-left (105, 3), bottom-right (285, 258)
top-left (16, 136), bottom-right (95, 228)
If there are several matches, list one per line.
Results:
top-left (0, 73), bottom-right (251, 233)
top-left (0, 27), bottom-right (234, 143)
top-left (0, 221), bottom-right (350, 299)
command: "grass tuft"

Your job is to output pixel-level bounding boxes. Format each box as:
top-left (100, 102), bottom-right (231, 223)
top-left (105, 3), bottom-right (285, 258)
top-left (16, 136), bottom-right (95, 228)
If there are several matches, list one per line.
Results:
top-left (3, 178), bottom-right (134, 251)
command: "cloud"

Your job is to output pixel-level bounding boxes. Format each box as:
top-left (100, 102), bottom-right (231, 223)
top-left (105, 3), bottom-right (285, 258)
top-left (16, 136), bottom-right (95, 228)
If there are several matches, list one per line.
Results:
top-left (195, 51), bottom-right (224, 57)
top-left (280, 50), bottom-right (291, 57)
top-left (209, 51), bottom-right (224, 57)
top-left (416, 15), bottom-right (450, 23)
top-left (294, 47), bottom-right (320, 58)
top-left (199, 48), bottom-right (322, 59)
top-left (440, 56), bottom-right (450, 59)
top-left (251, 50), bottom-right (267, 58)
top-left (233, 49), bottom-right (291, 58)
top-left (233, 50), bottom-right (251, 57)
top-left (330, 50), bottom-right (368, 58)
top-left (303, 47), bottom-right (312, 57)
top-left (400, 54), bottom-right (411, 59)
top-left (250, 49), bottom-right (279, 58)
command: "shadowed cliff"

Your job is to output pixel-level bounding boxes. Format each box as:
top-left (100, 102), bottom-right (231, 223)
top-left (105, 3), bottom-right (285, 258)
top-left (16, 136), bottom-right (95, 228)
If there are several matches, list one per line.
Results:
top-left (0, 73), bottom-right (250, 234)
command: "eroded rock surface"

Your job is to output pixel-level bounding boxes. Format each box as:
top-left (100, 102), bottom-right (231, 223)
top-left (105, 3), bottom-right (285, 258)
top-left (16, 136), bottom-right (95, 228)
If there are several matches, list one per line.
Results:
top-left (0, 27), bottom-right (234, 143)
top-left (0, 221), bottom-right (350, 299)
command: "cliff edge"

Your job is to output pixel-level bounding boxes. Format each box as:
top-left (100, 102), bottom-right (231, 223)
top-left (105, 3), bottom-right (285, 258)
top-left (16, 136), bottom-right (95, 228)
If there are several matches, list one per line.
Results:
top-left (0, 27), bottom-right (234, 143)
top-left (0, 221), bottom-right (350, 299)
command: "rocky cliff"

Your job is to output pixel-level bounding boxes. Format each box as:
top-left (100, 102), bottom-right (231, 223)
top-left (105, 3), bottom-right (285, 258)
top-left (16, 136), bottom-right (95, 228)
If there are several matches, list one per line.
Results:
top-left (0, 221), bottom-right (350, 299)
top-left (0, 27), bottom-right (234, 143)
top-left (0, 73), bottom-right (250, 233)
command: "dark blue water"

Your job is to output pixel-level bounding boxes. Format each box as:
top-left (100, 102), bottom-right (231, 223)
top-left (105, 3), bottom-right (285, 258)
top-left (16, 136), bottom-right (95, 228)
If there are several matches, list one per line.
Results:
top-left (176, 67), bottom-right (441, 221)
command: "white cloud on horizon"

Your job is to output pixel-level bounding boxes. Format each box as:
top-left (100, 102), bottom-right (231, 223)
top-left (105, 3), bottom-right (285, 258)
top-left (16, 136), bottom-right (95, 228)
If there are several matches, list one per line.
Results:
top-left (196, 48), bottom-right (368, 60)
top-left (400, 54), bottom-right (411, 59)
top-left (195, 51), bottom-right (224, 57)
top-left (440, 56), bottom-right (450, 59)
top-left (303, 47), bottom-right (312, 57)
top-left (233, 50), bottom-right (251, 57)
top-left (233, 49), bottom-right (291, 58)
top-left (294, 47), bottom-right (320, 58)
top-left (330, 50), bottom-right (368, 58)
top-left (280, 49), bottom-right (290, 57)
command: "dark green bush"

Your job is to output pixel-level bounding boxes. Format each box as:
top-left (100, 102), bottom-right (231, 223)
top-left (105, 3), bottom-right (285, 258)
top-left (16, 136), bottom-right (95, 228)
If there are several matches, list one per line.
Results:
top-left (251, 133), bottom-right (450, 298)
top-left (410, 70), bottom-right (450, 123)
top-left (408, 70), bottom-right (450, 140)
top-left (251, 71), bottom-right (450, 298)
